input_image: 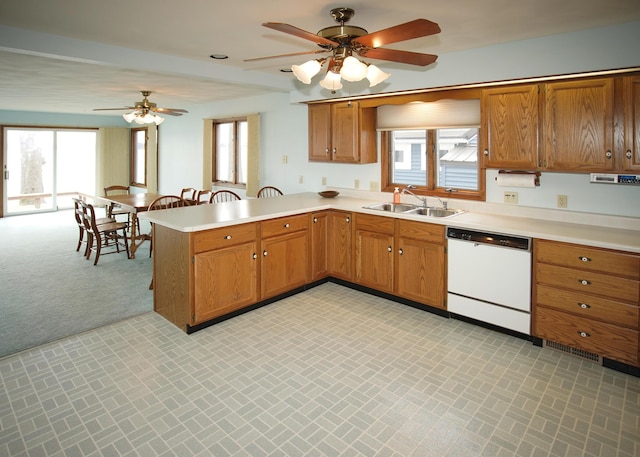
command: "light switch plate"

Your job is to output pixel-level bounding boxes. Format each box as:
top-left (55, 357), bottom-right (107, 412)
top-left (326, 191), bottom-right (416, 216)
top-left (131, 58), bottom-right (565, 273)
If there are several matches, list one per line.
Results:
top-left (504, 191), bottom-right (518, 204)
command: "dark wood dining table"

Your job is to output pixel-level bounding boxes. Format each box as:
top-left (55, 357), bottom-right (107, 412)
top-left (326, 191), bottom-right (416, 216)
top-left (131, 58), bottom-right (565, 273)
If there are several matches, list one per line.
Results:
top-left (98, 192), bottom-right (162, 259)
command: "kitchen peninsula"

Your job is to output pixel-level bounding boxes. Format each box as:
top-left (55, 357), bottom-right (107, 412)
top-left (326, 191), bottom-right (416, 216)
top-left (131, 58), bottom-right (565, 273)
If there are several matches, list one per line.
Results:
top-left (140, 192), bottom-right (640, 370)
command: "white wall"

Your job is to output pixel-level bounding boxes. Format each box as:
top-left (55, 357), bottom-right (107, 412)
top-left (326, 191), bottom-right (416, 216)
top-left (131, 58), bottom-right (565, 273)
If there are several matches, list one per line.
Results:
top-left (156, 21), bottom-right (640, 219)
top-left (3, 21), bottom-right (640, 219)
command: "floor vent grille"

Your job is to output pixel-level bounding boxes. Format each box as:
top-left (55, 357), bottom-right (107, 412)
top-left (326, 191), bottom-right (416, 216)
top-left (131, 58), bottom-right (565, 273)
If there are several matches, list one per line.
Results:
top-left (544, 340), bottom-right (602, 364)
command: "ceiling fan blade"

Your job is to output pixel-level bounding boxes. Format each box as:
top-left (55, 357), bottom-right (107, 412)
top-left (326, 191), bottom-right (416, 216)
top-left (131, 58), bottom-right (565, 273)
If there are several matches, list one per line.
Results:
top-left (155, 108), bottom-right (189, 114)
top-left (93, 107), bottom-right (135, 111)
top-left (262, 22), bottom-right (339, 47)
top-left (359, 48), bottom-right (438, 66)
top-left (244, 49), bottom-right (328, 62)
top-left (353, 19), bottom-right (441, 48)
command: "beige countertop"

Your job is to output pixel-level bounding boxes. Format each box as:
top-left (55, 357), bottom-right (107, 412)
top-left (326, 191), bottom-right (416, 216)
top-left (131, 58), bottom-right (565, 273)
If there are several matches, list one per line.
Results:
top-left (139, 192), bottom-right (640, 253)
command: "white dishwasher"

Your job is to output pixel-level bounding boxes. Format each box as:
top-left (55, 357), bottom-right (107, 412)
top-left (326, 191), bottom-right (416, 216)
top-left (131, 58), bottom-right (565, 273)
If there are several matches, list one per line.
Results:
top-left (446, 227), bottom-right (532, 335)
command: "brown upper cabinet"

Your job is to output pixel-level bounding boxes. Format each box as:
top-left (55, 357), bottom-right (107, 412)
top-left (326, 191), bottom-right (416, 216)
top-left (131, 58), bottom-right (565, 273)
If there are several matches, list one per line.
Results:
top-left (481, 84), bottom-right (539, 169)
top-left (482, 73), bottom-right (640, 172)
top-left (542, 77), bottom-right (615, 171)
top-left (308, 101), bottom-right (377, 163)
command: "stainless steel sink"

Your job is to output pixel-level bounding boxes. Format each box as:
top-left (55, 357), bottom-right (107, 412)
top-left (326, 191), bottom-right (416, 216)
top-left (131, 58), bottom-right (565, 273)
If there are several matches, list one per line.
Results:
top-left (363, 202), bottom-right (465, 218)
top-left (404, 207), bottom-right (465, 218)
top-left (363, 203), bottom-right (417, 213)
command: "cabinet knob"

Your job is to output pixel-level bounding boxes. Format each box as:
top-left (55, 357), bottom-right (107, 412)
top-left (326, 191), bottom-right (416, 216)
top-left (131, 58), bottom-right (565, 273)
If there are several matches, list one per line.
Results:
top-left (578, 302), bottom-right (591, 309)
top-left (332, 147), bottom-right (337, 154)
top-left (483, 149), bottom-right (489, 156)
top-left (398, 248), bottom-right (403, 255)
top-left (388, 246), bottom-right (392, 253)
top-left (224, 235), bottom-right (232, 240)
top-left (627, 149), bottom-right (633, 159)
top-left (345, 217), bottom-right (350, 223)
top-left (577, 331), bottom-right (590, 338)
top-left (284, 223), bottom-right (290, 228)
top-left (313, 217), bottom-right (317, 223)
top-left (578, 279), bottom-right (591, 286)
top-left (325, 148), bottom-right (329, 154)
top-left (263, 250), bottom-right (267, 257)
top-left (578, 256), bottom-right (591, 262)
top-left (252, 253), bottom-right (257, 260)
top-left (605, 150), bottom-right (612, 159)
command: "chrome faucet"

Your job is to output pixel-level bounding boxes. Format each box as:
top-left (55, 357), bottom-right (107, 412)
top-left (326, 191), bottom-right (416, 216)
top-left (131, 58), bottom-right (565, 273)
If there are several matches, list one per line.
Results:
top-left (401, 186), bottom-right (429, 208)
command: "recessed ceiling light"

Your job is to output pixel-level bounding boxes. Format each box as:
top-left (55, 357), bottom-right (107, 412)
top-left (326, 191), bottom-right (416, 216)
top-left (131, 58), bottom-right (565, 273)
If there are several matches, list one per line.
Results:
top-left (210, 54), bottom-right (228, 60)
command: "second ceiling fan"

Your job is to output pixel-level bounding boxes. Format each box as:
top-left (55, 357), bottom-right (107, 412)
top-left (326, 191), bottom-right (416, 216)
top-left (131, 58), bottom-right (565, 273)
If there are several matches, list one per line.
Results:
top-left (247, 7), bottom-right (441, 90)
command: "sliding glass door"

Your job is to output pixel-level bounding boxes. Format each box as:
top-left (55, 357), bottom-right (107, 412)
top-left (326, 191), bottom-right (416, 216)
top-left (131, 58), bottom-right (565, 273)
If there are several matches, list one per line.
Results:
top-left (3, 128), bottom-right (96, 215)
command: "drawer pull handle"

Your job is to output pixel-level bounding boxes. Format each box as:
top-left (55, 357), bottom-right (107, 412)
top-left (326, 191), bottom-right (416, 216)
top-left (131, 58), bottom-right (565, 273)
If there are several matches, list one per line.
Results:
top-left (224, 235), bottom-right (232, 240)
top-left (284, 223), bottom-right (290, 228)
top-left (578, 303), bottom-right (591, 309)
top-left (578, 256), bottom-right (591, 262)
top-left (579, 279), bottom-right (591, 286)
top-left (578, 331), bottom-right (590, 338)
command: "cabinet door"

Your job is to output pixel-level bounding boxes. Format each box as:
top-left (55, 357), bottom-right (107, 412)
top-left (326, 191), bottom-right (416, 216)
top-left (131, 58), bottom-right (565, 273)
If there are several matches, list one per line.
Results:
top-left (543, 78), bottom-right (615, 171)
top-left (193, 241), bottom-right (258, 324)
top-left (624, 74), bottom-right (640, 171)
top-left (354, 215), bottom-right (394, 293)
top-left (310, 211), bottom-right (328, 280)
top-left (328, 211), bottom-right (352, 280)
top-left (482, 85), bottom-right (539, 169)
top-left (261, 231), bottom-right (309, 299)
top-left (396, 236), bottom-right (446, 309)
top-left (308, 104), bottom-right (331, 161)
top-left (331, 102), bottom-right (360, 162)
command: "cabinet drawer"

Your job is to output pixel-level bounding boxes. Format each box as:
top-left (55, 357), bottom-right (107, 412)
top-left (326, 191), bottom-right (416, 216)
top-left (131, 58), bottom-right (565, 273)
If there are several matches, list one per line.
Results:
top-left (535, 307), bottom-right (639, 366)
top-left (536, 263), bottom-right (640, 303)
top-left (536, 239), bottom-right (640, 279)
top-left (261, 214), bottom-right (309, 238)
top-left (536, 284), bottom-right (640, 329)
top-left (397, 220), bottom-right (445, 244)
top-left (355, 214), bottom-right (395, 234)
top-left (193, 223), bottom-right (257, 254)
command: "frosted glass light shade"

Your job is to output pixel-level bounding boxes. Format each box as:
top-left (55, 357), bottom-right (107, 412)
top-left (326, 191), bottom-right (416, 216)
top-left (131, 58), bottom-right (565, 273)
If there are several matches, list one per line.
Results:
top-left (319, 71), bottom-right (343, 91)
top-left (366, 65), bottom-right (390, 87)
top-left (123, 112), bottom-right (137, 122)
top-left (130, 113), bottom-right (164, 125)
top-left (292, 60), bottom-right (322, 84)
top-left (340, 56), bottom-right (367, 82)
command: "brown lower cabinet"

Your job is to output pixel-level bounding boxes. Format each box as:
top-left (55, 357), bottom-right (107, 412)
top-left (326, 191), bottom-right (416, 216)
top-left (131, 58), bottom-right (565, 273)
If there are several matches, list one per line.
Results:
top-left (533, 239), bottom-right (640, 366)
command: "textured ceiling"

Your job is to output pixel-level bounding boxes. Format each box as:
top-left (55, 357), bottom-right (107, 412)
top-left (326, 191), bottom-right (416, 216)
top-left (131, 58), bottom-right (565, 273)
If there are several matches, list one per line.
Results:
top-left (0, 0), bottom-right (639, 115)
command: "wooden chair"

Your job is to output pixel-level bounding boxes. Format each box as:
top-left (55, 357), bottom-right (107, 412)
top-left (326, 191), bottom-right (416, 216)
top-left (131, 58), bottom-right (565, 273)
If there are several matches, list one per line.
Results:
top-left (147, 195), bottom-right (188, 288)
top-left (104, 185), bottom-right (139, 232)
top-left (180, 187), bottom-right (197, 204)
top-left (80, 201), bottom-right (129, 265)
top-left (209, 190), bottom-right (241, 203)
top-left (257, 186), bottom-right (284, 198)
top-left (72, 197), bottom-right (113, 254)
top-left (196, 190), bottom-right (213, 205)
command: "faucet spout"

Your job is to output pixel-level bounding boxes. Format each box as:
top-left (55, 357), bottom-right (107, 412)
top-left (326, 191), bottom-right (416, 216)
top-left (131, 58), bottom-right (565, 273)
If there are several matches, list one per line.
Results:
top-left (401, 187), bottom-right (429, 208)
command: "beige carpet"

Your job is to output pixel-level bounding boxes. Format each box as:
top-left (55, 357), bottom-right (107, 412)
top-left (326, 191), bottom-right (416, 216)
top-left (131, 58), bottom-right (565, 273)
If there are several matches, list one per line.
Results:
top-left (0, 209), bottom-right (153, 358)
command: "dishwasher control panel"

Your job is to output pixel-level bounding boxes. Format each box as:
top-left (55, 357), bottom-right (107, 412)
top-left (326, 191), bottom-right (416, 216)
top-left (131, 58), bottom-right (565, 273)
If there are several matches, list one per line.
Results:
top-left (446, 227), bottom-right (531, 251)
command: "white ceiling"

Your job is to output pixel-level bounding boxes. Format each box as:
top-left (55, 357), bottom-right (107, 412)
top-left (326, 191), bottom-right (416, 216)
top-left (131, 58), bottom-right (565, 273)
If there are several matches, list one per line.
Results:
top-left (1, 0), bottom-right (639, 115)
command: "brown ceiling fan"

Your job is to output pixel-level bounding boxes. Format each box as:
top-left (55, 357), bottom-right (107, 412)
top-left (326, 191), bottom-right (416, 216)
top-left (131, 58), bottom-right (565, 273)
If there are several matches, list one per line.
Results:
top-left (93, 91), bottom-right (188, 117)
top-left (246, 7), bottom-right (440, 70)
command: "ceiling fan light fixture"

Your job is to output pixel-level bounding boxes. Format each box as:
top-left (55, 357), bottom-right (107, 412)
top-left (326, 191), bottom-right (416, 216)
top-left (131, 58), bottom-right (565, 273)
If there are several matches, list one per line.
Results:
top-left (366, 64), bottom-right (390, 87)
top-left (122, 112), bottom-right (137, 122)
top-left (292, 59), bottom-right (322, 84)
top-left (339, 56), bottom-right (368, 82)
top-left (319, 71), bottom-right (343, 91)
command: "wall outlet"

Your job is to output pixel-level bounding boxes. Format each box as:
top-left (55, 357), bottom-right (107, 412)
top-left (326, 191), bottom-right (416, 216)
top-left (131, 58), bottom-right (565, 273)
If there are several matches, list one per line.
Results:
top-left (557, 194), bottom-right (568, 208)
top-left (504, 191), bottom-right (519, 204)
top-left (321, 176), bottom-right (327, 185)
top-left (369, 181), bottom-right (379, 191)
top-left (298, 175), bottom-right (303, 184)
top-left (281, 155), bottom-right (288, 164)
top-left (354, 179), bottom-right (360, 189)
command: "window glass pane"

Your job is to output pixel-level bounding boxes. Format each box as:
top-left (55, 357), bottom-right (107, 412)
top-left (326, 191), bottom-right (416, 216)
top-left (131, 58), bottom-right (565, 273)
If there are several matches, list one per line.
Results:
top-left (435, 128), bottom-right (479, 190)
top-left (132, 130), bottom-right (146, 185)
top-left (237, 121), bottom-right (248, 184)
top-left (57, 131), bottom-right (96, 208)
top-left (215, 122), bottom-right (234, 182)
top-left (391, 130), bottom-right (427, 186)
